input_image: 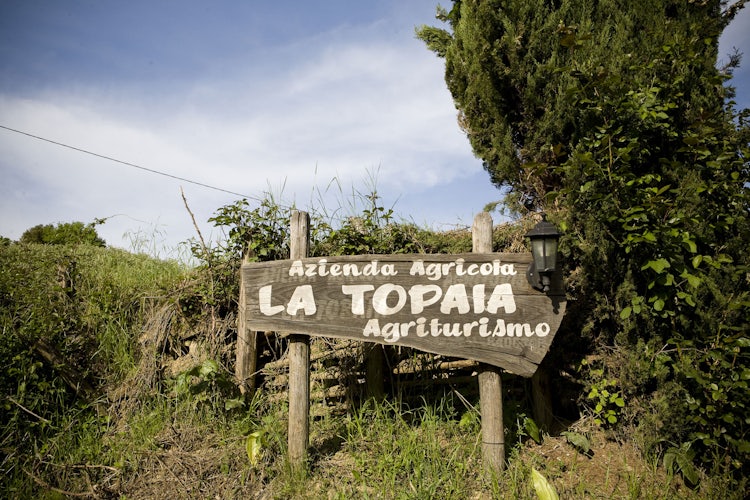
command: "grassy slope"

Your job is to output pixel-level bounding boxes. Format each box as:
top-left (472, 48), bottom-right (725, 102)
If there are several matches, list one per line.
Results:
top-left (0, 243), bottom-right (734, 499)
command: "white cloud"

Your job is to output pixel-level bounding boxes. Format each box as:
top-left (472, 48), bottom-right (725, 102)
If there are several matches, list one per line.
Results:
top-left (0, 22), bottom-right (491, 253)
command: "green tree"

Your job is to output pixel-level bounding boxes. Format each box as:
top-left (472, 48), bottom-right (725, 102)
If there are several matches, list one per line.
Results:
top-left (20, 221), bottom-right (106, 247)
top-left (417, 0), bottom-right (744, 208)
top-left (419, 0), bottom-right (749, 483)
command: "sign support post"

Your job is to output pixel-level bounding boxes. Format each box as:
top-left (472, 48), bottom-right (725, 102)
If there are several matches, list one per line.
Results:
top-left (235, 254), bottom-right (258, 394)
top-left (288, 210), bottom-right (310, 470)
top-left (473, 213), bottom-right (505, 473)
top-left (240, 211), bottom-right (566, 473)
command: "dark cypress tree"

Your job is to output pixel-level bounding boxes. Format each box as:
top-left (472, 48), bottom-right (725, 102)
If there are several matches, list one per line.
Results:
top-left (419, 0), bottom-right (750, 484)
top-left (417, 0), bottom-right (744, 209)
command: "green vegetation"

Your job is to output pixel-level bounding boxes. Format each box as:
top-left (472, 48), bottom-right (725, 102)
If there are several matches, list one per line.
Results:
top-left (19, 221), bottom-right (106, 247)
top-left (0, 242), bottom-right (185, 496)
top-left (1, 187), bottom-right (743, 497)
top-left (418, 0), bottom-right (749, 489)
top-left (1, 1), bottom-right (747, 496)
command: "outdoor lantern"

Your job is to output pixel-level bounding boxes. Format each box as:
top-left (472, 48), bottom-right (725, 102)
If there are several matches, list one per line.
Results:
top-left (525, 215), bottom-right (561, 293)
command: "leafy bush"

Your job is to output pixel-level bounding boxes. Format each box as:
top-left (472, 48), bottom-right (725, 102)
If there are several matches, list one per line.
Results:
top-left (556, 41), bottom-right (749, 483)
top-left (0, 243), bottom-right (185, 493)
top-left (19, 221), bottom-right (106, 247)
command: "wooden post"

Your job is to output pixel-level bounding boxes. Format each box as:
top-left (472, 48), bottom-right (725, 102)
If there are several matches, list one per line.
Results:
top-left (365, 344), bottom-right (385, 401)
top-left (473, 212), bottom-right (505, 473)
top-left (288, 211), bottom-right (310, 469)
top-left (531, 365), bottom-right (554, 432)
top-left (236, 255), bottom-right (258, 394)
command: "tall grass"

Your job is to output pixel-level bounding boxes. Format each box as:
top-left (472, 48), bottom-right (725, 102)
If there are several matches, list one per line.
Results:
top-left (0, 243), bottom-right (186, 496)
top-left (1, 187), bottom-right (742, 498)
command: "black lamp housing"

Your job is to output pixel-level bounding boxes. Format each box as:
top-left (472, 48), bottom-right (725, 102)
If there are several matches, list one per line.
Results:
top-left (525, 215), bottom-right (561, 293)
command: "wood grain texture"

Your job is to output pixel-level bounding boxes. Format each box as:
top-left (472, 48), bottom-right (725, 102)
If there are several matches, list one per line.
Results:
top-left (475, 213), bottom-right (505, 473)
top-left (235, 255), bottom-right (258, 394)
top-left (242, 252), bottom-right (564, 377)
top-left (479, 365), bottom-right (504, 472)
top-left (288, 210), bottom-right (310, 468)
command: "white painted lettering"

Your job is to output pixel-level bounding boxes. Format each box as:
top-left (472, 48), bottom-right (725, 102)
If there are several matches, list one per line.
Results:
top-left (382, 322), bottom-right (400, 342)
top-left (381, 263), bottom-right (397, 276)
top-left (463, 321), bottom-right (478, 336)
top-left (408, 284), bottom-right (442, 314)
top-left (455, 258), bottom-right (467, 276)
top-left (363, 318), bottom-right (380, 337)
top-left (305, 263), bottom-right (316, 277)
top-left (416, 317), bottom-right (428, 336)
top-left (342, 263), bottom-right (361, 276)
top-left (288, 260), bottom-right (304, 277)
top-left (286, 285), bottom-right (316, 316)
top-left (425, 262), bottom-right (442, 281)
top-left (440, 284), bottom-right (471, 314)
top-left (341, 284), bottom-right (375, 315)
top-left (409, 260), bottom-right (425, 277)
top-left (507, 323), bottom-right (531, 337)
top-left (486, 283), bottom-right (516, 314)
top-left (493, 320), bottom-right (506, 337)
top-left (317, 259), bottom-right (329, 276)
top-left (442, 322), bottom-right (461, 336)
top-left (472, 284), bottom-right (486, 314)
top-left (478, 317), bottom-right (491, 337)
top-left (372, 284), bottom-right (407, 315)
top-left (258, 285), bottom-right (284, 315)
top-left (535, 323), bottom-right (550, 337)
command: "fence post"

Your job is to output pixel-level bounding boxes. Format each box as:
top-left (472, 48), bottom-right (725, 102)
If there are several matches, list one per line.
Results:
top-left (288, 210), bottom-right (311, 470)
top-left (365, 344), bottom-right (386, 400)
top-left (473, 212), bottom-right (505, 474)
top-left (236, 255), bottom-right (258, 394)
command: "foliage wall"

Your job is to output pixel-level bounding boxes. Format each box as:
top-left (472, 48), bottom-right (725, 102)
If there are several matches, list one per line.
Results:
top-left (418, 0), bottom-right (750, 484)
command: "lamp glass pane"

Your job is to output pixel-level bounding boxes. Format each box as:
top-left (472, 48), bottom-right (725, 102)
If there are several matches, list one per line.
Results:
top-left (543, 237), bottom-right (558, 271)
top-left (531, 238), bottom-right (546, 271)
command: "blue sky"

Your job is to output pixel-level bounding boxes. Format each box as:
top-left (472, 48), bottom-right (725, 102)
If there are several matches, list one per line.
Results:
top-left (1, 1), bottom-right (748, 257)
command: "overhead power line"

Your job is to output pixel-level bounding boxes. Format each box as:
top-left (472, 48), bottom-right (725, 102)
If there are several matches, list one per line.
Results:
top-left (0, 124), bottom-right (256, 200)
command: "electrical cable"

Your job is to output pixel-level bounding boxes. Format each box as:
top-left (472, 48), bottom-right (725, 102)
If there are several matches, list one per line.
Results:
top-left (0, 124), bottom-right (256, 200)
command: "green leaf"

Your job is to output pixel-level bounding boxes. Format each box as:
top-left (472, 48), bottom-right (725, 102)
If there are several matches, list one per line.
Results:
top-left (459, 410), bottom-right (479, 429)
top-left (620, 306), bottom-right (632, 319)
top-left (198, 359), bottom-right (220, 377)
top-left (682, 272), bottom-right (702, 288)
top-left (664, 451), bottom-right (676, 472)
top-left (642, 258), bottom-right (670, 273)
top-left (562, 431), bottom-right (591, 454)
top-left (682, 238), bottom-right (697, 253)
top-left (525, 416), bottom-right (541, 444)
top-left (531, 468), bottom-right (559, 500)
top-left (225, 398), bottom-right (245, 410)
top-left (247, 431), bottom-right (264, 466)
top-left (675, 452), bottom-right (699, 485)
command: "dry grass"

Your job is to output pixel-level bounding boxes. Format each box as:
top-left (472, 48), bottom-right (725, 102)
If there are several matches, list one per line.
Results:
top-left (514, 421), bottom-right (696, 499)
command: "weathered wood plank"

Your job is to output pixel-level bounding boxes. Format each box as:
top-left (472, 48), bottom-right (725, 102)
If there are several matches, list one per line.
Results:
top-left (474, 212), bottom-right (505, 474)
top-left (287, 210), bottom-right (310, 469)
top-left (235, 256), bottom-right (258, 394)
top-left (479, 365), bottom-right (504, 472)
top-left (241, 252), bottom-right (564, 377)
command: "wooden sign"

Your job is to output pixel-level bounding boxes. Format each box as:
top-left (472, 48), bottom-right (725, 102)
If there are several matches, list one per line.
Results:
top-left (242, 253), bottom-right (564, 377)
